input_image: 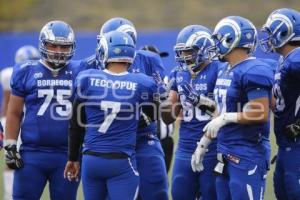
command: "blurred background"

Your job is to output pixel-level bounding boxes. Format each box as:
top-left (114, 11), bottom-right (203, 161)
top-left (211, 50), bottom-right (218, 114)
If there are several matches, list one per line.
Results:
top-left (1, 0), bottom-right (299, 69)
top-left (1, 0), bottom-right (299, 199)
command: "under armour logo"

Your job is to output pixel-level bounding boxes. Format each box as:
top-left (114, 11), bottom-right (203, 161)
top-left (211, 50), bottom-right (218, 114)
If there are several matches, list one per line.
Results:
top-left (65, 71), bottom-right (72, 75)
top-left (132, 69), bottom-right (140, 73)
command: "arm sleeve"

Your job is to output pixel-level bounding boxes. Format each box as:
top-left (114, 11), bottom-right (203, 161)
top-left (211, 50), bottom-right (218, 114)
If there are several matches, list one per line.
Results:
top-left (68, 98), bottom-right (86, 161)
top-left (242, 67), bottom-right (274, 100)
top-left (169, 69), bottom-right (178, 92)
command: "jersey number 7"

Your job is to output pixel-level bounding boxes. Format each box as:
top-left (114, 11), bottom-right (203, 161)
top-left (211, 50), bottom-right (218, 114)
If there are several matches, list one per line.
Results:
top-left (98, 101), bottom-right (121, 133)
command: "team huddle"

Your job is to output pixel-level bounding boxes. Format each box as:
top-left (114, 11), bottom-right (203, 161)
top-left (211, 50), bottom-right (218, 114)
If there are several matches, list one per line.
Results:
top-left (0, 7), bottom-right (300, 200)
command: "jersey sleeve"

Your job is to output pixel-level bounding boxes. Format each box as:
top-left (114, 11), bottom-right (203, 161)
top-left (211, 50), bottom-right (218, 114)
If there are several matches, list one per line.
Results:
top-left (169, 68), bottom-right (178, 92)
top-left (242, 66), bottom-right (274, 100)
top-left (10, 63), bottom-right (29, 97)
top-left (151, 54), bottom-right (166, 78)
top-left (0, 67), bottom-right (13, 91)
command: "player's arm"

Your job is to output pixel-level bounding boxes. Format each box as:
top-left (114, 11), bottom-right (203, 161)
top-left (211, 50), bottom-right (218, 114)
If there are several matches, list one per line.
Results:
top-left (5, 95), bottom-right (24, 140)
top-left (204, 91), bottom-right (270, 139)
top-left (238, 96), bottom-right (269, 124)
top-left (68, 98), bottom-right (86, 162)
top-left (4, 94), bottom-right (24, 169)
top-left (161, 90), bottom-right (182, 124)
top-left (64, 98), bottom-right (85, 181)
top-left (204, 70), bottom-right (272, 139)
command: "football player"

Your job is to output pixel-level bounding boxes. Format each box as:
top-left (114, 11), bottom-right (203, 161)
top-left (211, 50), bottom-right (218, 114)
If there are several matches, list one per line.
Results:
top-left (0, 45), bottom-right (40, 200)
top-left (161, 25), bottom-right (219, 200)
top-left (64, 30), bottom-right (159, 200)
top-left (192, 16), bottom-right (274, 200)
top-left (260, 8), bottom-right (300, 199)
top-left (99, 17), bottom-right (168, 200)
top-left (3, 20), bottom-right (81, 199)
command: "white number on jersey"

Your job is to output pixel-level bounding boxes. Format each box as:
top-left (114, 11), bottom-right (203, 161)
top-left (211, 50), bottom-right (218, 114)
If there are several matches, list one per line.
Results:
top-left (37, 89), bottom-right (72, 116)
top-left (98, 101), bottom-right (121, 133)
top-left (214, 88), bottom-right (227, 114)
top-left (273, 83), bottom-right (285, 112)
top-left (182, 106), bottom-right (210, 122)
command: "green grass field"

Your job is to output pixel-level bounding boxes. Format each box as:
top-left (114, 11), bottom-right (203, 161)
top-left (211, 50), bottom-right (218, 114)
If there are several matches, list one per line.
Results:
top-left (0, 125), bottom-right (278, 200)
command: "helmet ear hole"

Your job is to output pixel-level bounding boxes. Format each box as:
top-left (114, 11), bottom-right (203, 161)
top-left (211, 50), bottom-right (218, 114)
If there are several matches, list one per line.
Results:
top-left (281, 31), bottom-right (287, 37)
top-left (226, 37), bottom-right (232, 43)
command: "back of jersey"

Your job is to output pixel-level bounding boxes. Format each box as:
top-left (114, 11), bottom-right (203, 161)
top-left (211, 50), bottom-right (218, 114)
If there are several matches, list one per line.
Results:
top-left (75, 69), bottom-right (157, 156)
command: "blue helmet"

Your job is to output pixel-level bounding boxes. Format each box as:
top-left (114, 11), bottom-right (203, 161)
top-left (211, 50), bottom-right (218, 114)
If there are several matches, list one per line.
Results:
top-left (99, 17), bottom-right (137, 44)
top-left (96, 31), bottom-right (136, 69)
top-left (174, 25), bottom-right (214, 72)
top-left (210, 16), bottom-right (257, 59)
top-left (15, 45), bottom-right (40, 64)
top-left (260, 8), bottom-right (300, 52)
top-left (39, 20), bottom-right (75, 67)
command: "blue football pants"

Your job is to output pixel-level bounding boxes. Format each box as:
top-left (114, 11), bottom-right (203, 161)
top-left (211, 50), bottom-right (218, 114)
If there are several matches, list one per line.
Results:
top-left (13, 151), bottom-right (79, 200)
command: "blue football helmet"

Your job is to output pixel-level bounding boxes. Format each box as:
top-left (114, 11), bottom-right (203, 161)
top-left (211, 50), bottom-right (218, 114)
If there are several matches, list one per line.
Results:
top-left (39, 20), bottom-right (75, 67)
top-left (174, 25), bottom-right (214, 72)
top-left (209, 16), bottom-right (257, 59)
top-left (99, 17), bottom-right (137, 44)
top-left (96, 31), bottom-right (136, 68)
top-left (15, 45), bottom-right (40, 64)
top-left (260, 8), bottom-right (300, 53)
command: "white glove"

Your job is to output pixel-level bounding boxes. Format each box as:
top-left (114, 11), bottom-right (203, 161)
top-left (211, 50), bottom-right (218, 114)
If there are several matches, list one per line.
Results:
top-left (191, 136), bottom-right (211, 172)
top-left (203, 113), bottom-right (238, 139)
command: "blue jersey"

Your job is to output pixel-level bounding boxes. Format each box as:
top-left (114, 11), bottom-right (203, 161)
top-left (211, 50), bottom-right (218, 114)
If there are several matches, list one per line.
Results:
top-left (130, 50), bottom-right (166, 138)
top-left (214, 58), bottom-right (274, 159)
top-left (10, 60), bottom-right (82, 152)
top-left (274, 48), bottom-right (300, 147)
top-left (171, 61), bottom-right (220, 156)
top-left (130, 50), bottom-right (165, 76)
top-left (75, 69), bottom-right (157, 156)
top-left (80, 55), bottom-right (99, 70)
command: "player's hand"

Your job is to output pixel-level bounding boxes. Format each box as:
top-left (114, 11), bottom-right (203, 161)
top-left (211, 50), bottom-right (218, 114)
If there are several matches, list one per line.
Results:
top-left (152, 72), bottom-right (174, 101)
top-left (203, 113), bottom-right (238, 139)
top-left (4, 140), bottom-right (24, 169)
top-left (179, 82), bottom-right (199, 106)
top-left (64, 161), bottom-right (80, 182)
top-left (285, 119), bottom-right (300, 141)
top-left (179, 82), bottom-right (216, 115)
top-left (191, 136), bottom-right (211, 172)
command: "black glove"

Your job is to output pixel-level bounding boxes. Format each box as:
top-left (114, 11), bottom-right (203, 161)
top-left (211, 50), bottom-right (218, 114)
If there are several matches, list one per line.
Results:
top-left (4, 142), bottom-right (24, 169)
top-left (285, 119), bottom-right (300, 141)
top-left (180, 82), bottom-right (216, 116)
top-left (198, 95), bottom-right (216, 116)
top-left (138, 112), bottom-right (152, 129)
